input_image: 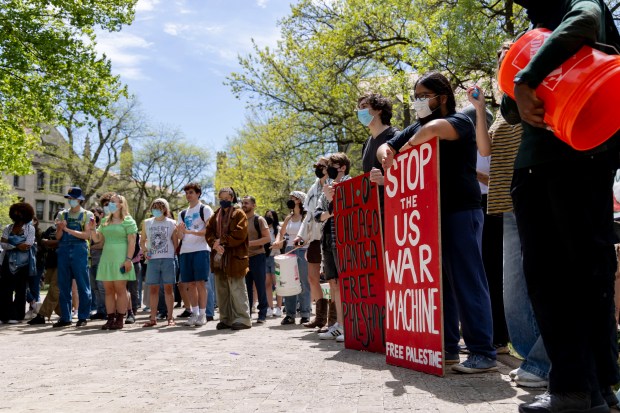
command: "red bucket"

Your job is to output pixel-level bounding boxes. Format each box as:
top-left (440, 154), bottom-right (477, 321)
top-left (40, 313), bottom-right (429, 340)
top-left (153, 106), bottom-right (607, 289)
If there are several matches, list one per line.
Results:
top-left (498, 28), bottom-right (620, 151)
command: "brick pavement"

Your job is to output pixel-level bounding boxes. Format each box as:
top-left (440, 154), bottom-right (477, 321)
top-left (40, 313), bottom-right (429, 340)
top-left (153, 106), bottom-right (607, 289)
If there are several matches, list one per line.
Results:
top-left (0, 309), bottom-right (556, 413)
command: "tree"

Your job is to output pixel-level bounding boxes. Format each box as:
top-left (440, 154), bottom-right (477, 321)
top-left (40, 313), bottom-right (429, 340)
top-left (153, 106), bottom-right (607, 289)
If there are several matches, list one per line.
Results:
top-left (0, 0), bottom-right (136, 174)
top-left (0, 180), bottom-right (19, 226)
top-left (216, 114), bottom-right (334, 216)
top-left (127, 128), bottom-right (213, 224)
top-left (39, 96), bottom-right (147, 205)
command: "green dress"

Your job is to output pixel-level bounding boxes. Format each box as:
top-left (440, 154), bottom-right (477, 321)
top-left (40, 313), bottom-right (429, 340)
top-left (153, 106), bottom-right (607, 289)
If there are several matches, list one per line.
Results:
top-left (96, 216), bottom-right (138, 282)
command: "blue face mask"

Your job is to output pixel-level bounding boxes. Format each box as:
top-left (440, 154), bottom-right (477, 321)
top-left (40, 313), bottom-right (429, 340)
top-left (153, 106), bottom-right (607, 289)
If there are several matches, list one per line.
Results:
top-left (151, 209), bottom-right (163, 218)
top-left (357, 108), bottom-right (374, 127)
top-left (220, 200), bottom-right (232, 209)
top-left (107, 202), bottom-right (118, 214)
top-left (68, 199), bottom-right (79, 208)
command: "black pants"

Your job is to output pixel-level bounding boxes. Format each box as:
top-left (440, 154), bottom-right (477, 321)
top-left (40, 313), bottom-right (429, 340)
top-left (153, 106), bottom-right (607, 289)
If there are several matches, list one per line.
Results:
top-left (481, 194), bottom-right (509, 346)
top-left (0, 261), bottom-right (28, 321)
top-left (511, 153), bottom-right (620, 392)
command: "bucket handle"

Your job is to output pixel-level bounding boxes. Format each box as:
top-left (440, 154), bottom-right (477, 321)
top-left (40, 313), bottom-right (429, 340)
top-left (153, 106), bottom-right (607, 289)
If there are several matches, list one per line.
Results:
top-left (594, 42), bottom-right (620, 55)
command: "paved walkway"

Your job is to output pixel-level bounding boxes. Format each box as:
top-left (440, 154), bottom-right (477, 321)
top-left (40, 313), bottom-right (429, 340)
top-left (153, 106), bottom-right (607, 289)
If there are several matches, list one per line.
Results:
top-left (0, 308), bottom-right (557, 413)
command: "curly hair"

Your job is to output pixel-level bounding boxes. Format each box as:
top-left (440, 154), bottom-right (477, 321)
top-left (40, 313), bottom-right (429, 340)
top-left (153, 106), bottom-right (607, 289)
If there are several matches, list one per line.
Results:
top-left (357, 93), bottom-right (393, 125)
top-left (183, 182), bottom-right (202, 195)
top-left (415, 72), bottom-right (456, 114)
top-left (9, 202), bottom-right (35, 224)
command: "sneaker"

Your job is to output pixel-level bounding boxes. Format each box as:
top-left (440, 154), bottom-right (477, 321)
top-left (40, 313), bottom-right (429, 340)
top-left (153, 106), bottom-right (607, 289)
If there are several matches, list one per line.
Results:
top-left (184, 313), bottom-right (198, 327)
top-left (24, 309), bottom-right (34, 320)
top-left (280, 315), bottom-right (295, 325)
top-left (266, 308), bottom-right (273, 317)
top-left (336, 332), bottom-right (345, 342)
top-left (318, 323), bottom-right (343, 340)
top-left (52, 320), bottom-right (72, 328)
top-left (494, 344), bottom-right (510, 354)
top-left (125, 314), bottom-right (135, 324)
top-left (142, 306), bottom-right (150, 313)
top-left (256, 318), bottom-right (266, 325)
top-left (194, 314), bottom-right (207, 326)
top-left (445, 352), bottom-right (460, 365)
top-left (157, 312), bottom-right (167, 320)
top-left (519, 392), bottom-right (606, 413)
top-left (509, 367), bottom-right (520, 379)
top-left (273, 307), bottom-right (282, 317)
top-left (76, 319), bottom-right (88, 327)
top-left (33, 301), bottom-right (42, 314)
top-left (7, 319), bottom-right (19, 324)
top-left (216, 322), bottom-right (231, 330)
top-left (231, 322), bottom-right (251, 330)
top-left (174, 302), bottom-right (182, 308)
top-left (28, 314), bottom-right (46, 325)
top-left (72, 310), bottom-right (78, 320)
top-left (299, 317), bottom-right (310, 324)
top-left (178, 309), bottom-right (192, 318)
top-left (514, 370), bottom-right (548, 388)
top-left (452, 354), bottom-right (497, 373)
top-left (206, 316), bottom-right (214, 322)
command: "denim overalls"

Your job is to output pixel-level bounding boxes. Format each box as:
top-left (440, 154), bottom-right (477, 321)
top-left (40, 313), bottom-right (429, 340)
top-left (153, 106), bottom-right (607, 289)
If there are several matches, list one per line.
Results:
top-left (57, 211), bottom-right (91, 322)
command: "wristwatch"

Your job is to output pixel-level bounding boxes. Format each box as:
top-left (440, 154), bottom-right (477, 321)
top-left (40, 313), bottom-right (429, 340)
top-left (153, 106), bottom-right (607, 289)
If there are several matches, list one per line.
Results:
top-left (125, 256), bottom-right (132, 261)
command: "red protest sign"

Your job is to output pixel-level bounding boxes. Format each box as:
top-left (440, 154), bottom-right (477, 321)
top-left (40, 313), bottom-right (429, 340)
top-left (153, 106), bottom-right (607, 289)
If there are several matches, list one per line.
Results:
top-left (383, 138), bottom-right (443, 376)
top-left (333, 173), bottom-right (386, 354)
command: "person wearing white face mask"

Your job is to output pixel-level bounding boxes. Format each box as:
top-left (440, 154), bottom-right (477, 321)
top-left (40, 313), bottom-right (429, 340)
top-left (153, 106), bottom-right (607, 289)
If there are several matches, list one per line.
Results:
top-left (140, 198), bottom-right (178, 327)
top-left (377, 71), bottom-right (495, 374)
top-left (53, 186), bottom-right (95, 328)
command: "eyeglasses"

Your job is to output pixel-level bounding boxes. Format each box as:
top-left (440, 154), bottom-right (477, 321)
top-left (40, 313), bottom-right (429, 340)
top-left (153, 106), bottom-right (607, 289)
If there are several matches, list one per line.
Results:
top-left (413, 94), bottom-right (439, 101)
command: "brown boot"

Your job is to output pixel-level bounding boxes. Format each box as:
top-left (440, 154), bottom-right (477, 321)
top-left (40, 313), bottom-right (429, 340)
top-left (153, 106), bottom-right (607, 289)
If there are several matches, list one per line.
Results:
top-left (102, 314), bottom-right (115, 330)
top-left (110, 312), bottom-right (124, 330)
top-left (318, 300), bottom-right (337, 333)
top-left (304, 298), bottom-right (328, 328)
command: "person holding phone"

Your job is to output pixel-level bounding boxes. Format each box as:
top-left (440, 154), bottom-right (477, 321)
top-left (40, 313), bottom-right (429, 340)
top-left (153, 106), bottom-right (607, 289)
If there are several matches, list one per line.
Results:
top-left (91, 193), bottom-right (138, 330)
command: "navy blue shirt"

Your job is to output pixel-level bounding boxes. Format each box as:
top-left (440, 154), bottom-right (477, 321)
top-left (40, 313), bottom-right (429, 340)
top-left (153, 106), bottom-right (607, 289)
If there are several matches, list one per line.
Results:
top-left (386, 113), bottom-right (481, 213)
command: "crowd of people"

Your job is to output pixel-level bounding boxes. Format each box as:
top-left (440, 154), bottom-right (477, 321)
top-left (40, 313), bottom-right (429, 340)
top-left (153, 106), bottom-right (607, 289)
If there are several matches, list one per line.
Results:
top-left (1, 1), bottom-right (619, 412)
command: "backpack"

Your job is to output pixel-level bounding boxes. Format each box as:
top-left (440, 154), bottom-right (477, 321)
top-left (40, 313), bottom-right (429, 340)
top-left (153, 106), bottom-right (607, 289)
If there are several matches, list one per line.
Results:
top-left (253, 215), bottom-right (272, 255)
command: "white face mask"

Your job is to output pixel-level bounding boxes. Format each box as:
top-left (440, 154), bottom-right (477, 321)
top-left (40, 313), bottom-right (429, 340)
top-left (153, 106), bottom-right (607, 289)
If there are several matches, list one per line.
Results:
top-left (413, 98), bottom-right (433, 119)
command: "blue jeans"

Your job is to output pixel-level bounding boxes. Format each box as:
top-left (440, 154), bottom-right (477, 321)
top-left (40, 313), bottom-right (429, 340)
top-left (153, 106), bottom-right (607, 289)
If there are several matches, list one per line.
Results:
top-left (26, 265), bottom-right (43, 303)
top-left (442, 209), bottom-right (495, 359)
top-left (90, 263), bottom-right (106, 315)
top-left (246, 253), bottom-right (268, 320)
top-left (283, 246), bottom-right (311, 318)
top-left (57, 241), bottom-right (91, 322)
top-left (503, 214), bottom-right (550, 379)
top-left (206, 270), bottom-right (216, 317)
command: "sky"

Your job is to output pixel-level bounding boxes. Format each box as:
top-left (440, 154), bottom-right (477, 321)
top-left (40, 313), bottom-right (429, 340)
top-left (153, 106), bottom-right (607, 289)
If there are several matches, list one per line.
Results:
top-left (94, 0), bottom-right (295, 154)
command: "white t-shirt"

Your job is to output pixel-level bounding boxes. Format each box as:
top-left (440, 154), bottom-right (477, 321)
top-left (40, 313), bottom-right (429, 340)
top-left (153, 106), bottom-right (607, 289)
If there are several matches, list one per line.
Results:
top-left (476, 151), bottom-right (491, 195)
top-left (145, 217), bottom-right (176, 259)
top-left (177, 203), bottom-right (213, 254)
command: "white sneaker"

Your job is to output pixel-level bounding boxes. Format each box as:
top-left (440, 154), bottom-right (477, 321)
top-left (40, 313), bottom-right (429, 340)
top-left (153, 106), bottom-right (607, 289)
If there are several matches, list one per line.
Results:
top-left (273, 307), bottom-right (282, 317)
top-left (7, 320), bottom-right (19, 324)
top-left (195, 314), bottom-right (207, 326)
top-left (318, 323), bottom-right (342, 340)
top-left (72, 310), bottom-right (78, 320)
top-left (184, 313), bottom-right (197, 327)
top-left (509, 367), bottom-right (520, 379)
top-left (336, 333), bottom-right (345, 343)
top-left (24, 309), bottom-right (34, 320)
top-left (34, 301), bottom-right (42, 314)
top-left (514, 370), bottom-right (548, 388)
top-left (266, 307), bottom-right (273, 317)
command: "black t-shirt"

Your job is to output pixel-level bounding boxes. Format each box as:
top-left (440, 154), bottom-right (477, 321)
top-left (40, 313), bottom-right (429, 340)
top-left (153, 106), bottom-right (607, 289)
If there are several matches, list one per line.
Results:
top-left (386, 113), bottom-right (481, 213)
top-left (362, 126), bottom-right (399, 174)
top-left (42, 225), bottom-right (58, 269)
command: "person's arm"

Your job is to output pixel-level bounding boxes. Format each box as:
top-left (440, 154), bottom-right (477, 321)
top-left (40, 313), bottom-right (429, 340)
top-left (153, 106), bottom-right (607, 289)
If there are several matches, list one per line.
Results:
top-left (172, 224), bottom-right (179, 251)
top-left (251, 218), bottom-right (271, 247)
top-left (377, 124), bottom-right (418, 169)
top-left (467, 86), bottom-right (491, 156)
top-left (273, 215), bottom-right (291, 247)
top-left (477, 170), bottom-right (490, 186)
top-left (61, 212), bottom-right (93, 241)
top-left (139, 221), bottom-right (148, 253)
top-left (220, 211), bottom-right (248, 248)
top-left (405, 118), bottom-right (460, 148)
top-left (205, 214), bottom-right (217, 248)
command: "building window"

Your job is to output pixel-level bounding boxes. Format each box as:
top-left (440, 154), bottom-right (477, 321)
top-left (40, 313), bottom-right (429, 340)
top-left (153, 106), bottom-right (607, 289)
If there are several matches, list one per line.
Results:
top-left (36, 170), bottom-right (45, 191)
top-left (13, 175), bottom-right (22, 188)
top-left (49, 174), bottom-right (63, 194)
top-left (49, 201), bottom-right (64, 221)
top-left (35, 200), bottom-right (45, 220)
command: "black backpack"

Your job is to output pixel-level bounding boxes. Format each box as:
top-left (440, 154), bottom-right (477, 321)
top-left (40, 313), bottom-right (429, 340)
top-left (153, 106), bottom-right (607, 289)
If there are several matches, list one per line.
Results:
top-left (253, 215), bottom-right (272, 255)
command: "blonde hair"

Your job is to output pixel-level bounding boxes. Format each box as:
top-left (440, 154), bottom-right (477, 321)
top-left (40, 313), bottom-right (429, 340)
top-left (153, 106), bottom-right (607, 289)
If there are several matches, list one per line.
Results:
top-left (150, 198), bottom-right (170, 217)
top-left (103, 194), bottom-right (131, 225)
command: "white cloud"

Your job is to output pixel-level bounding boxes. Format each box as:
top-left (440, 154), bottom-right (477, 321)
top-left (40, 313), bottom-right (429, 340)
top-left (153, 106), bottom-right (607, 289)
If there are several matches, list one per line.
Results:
top-left (136, 0), bottom-right (160, 12)
top-left (95, 32), bottom-right (153, 80)
top-left (257, 0), bottom-right (269, 8)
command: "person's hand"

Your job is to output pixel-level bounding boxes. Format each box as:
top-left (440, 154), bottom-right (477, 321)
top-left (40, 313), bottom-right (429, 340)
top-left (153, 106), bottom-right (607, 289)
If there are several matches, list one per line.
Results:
top-left (514, 83), bottom-right (546, 128)
top-left (369, 168), bottom-right (384, 185)
top-left (16, 243), bottom-right (30, 251)
top-left (213, 239), bottom-right (220, 250)
top-left (293, 236), bottom-right (303, 245)
top-left (381, 147), bottom-right (395, 170)
top-left (87, 217), bottom-right (96, 231)
top-left (56, 220), bottom-right (66, 232)
top-left (123, 260), bottom-right (132, 274)
top-left (271, 240), bottom-right (283, 249)
top-left (324, 184), bottom-right (334, 202)
top-left (215, 245), bottom-right (225, 254)
top-left (467, 85), bottom-right (485, 109)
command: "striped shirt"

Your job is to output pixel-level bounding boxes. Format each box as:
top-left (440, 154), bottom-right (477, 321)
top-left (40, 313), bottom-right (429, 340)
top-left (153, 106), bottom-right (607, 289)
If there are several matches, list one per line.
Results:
top-left (487, 113), bottom-right (523, 215)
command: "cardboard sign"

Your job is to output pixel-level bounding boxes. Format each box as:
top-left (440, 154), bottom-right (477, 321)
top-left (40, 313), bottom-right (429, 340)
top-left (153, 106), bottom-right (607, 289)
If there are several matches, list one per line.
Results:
top-left (383, 139), bottom-right (443, 376)
top-left (333, 173), bottom-right (386, 354)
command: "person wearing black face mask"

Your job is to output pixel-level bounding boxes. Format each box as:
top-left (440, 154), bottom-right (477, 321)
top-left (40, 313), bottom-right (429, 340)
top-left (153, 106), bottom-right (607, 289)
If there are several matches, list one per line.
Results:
top-left (273, 191), bottom-right (311, 325)
top-left (378, 72), bottom-right (496, 374)
top-left (205, 187), bottom-right (251, 331)
top-left (293, 157), bottom-right (329, 329)
top-left (502, 1), bottom-right (620, 412)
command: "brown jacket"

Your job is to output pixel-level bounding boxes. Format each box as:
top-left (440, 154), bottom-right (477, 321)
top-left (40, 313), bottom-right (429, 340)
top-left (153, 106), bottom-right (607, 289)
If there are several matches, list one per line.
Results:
top-left (205, 206), bottom-right (249, 278)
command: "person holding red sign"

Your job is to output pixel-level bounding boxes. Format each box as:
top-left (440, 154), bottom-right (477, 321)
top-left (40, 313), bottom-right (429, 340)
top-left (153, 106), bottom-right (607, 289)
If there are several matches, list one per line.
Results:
top-left (377, 71), bottom-right (496, 374)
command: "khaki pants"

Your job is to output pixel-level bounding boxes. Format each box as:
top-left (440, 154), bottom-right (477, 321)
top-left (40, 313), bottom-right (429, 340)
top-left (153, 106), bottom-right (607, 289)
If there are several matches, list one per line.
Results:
top-left (215, 274), bottom-right (250, 327)
top-left (39, 268), bottom-right (61, 319)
